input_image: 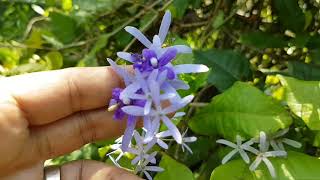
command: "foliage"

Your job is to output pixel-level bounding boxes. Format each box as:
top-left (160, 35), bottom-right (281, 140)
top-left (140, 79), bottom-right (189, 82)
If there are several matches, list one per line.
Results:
top-left (2, 0), bottom-right (320, 179)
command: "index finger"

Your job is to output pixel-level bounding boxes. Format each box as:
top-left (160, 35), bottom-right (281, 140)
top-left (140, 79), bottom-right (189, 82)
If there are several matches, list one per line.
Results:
top-left (0, 67), bottom-right (122, 125)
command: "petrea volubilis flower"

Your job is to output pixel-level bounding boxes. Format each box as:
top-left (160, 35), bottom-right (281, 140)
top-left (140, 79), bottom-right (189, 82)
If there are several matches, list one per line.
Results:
top-left (106, 10), bottom-right (209, 179)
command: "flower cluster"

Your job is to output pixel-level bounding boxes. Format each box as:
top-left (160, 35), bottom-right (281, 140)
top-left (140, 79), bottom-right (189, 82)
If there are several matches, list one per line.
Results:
top-left (107, 11), bottom-right (208, 179)
top-left (216, 129), bottom-right (301, 178)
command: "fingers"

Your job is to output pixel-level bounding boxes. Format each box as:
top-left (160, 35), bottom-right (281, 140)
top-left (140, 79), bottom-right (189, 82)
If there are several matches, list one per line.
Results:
top-left (30, 108), bottom-right (128, 160)
top-left (1, 67), bottom-right (122, 125)
top-left (61, 160), bottom-right (142, 180)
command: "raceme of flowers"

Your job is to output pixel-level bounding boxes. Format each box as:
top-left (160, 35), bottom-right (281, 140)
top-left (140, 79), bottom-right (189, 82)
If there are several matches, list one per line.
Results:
top-left (216, 129), bottom-right (302, 178)
top-left (106, 11), bottom-right (209, 179)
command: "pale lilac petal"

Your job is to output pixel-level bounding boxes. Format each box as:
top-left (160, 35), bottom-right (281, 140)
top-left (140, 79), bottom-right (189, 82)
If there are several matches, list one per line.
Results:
top-left (121, 116), bottom-right (137, 151)
top-left (173, 112), bottom-right (186, 118)
top-left (144, 99), bottom-right (152, 115)
top-left (157, 139), bottom-right (169, 149)
top-left (144, 171), bottom-right (152, 180)
top-left (147, 69), bottom-right (159, 84)
top-left (157, 70), bottom-right (168, 84)
top-left (161, 115), bottom-right (182, 144)
top-left (249, 157), bottom-right (262, 171)
top-left (135, 69), bottom-right (149, 93)
top-left (122, 106), bottom-right (145, 116)
top-left (222, 149), bottom-right (238, 164)
top-left (130, 93), bottom-right (146, 100)
top-left (262, 158), bottom-right (276, 178)
top-left (173, 64), bottom-right (209, 74)
top-left (216, 139), bottom-right (238, 149)
top-left (170, 45), bottom-right (192, 53)
top-left (120, 82), bottom-right (140, 100)
top-left (153, 35), bottom-right (162, 48)
top-left (169, 79), bottom-right (190, 90)
top-left (159, 10), bottom-right (171, 43)
top-left (133, 130), bottom-right (143, 145)
top-left (131, 156), bottom-right (141, 165)
top-left (183, 136), bottom-right (197, 142)
top-left (162, 95), bottom-right (194, 114)
top-left (117, 52), bottom-right (133, 63)
top-left (156, 130), bottom-right (171, 138)
top-left (145, 139), bottom-right (157, 152)
top-left (282, 138), bottom-right (302, 148)
top-left (150, 80), bottom-right (161, 106)
top-left (145, 166), bottom-right (164, 172)
top-left (125, 26), bottom-right (152, 48)
top-left (107, 58), bottom-right (132, 85)
top-left (160, 93), bottom-right (176, 100)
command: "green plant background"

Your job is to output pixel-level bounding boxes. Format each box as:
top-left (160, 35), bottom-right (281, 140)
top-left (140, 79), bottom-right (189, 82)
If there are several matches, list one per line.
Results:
top-left (1, 0), bottom-right (320, 179)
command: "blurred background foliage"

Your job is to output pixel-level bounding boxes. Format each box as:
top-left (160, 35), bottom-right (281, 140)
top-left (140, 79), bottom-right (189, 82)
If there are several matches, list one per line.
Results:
top-left (2, 0), bottom-right (320, 179)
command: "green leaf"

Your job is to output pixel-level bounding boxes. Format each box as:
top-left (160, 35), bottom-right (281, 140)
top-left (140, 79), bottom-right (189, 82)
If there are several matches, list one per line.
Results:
top-left (44, 51), bottom-right (63, 70)
top-left (239, 31), bottom-right (287, 49)
top-left (8, 63), bottom-right (46, 75)
top-left (272, 0), bottom-right (305, 32)
top-left (169, 0), bottom-right (189, 19)
top-left (307, 35), bottom-right (320, 49)
top-left (278, 75), bottom-right (320, 130)
top-left (210, 151), bottom-right (320, 180)
top-left (154, 154), bottom-right (194, 180)
top-left (288, 61), bottom-right (320, 80)
top-left (49, 11), bottom-right (77, 44)
top-left (189, 82), bottom-right (292, 140)
top-left (194, 50), bottom-right (252, 91)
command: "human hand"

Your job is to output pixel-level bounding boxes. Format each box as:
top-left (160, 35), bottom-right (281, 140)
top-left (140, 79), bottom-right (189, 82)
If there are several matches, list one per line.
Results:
top-left (0, 67), bottom-right (141, 180)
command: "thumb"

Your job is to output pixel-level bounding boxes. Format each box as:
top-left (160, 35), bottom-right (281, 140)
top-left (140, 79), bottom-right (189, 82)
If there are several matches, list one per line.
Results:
top-left (61, 160), bottom-right (142, 180)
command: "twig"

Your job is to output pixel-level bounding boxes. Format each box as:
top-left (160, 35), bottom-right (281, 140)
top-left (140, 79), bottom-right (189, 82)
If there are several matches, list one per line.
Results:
top-left (23, 16), bottom-right (47, 40)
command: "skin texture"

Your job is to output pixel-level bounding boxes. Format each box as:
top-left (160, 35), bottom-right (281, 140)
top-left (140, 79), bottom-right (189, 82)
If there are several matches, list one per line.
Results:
top-left (0, 67), bottom-right (142, 180)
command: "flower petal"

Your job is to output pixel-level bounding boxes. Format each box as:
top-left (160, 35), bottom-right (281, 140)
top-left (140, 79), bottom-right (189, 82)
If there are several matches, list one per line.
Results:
top-left (262, 158), bottom-right (276, 178)
top-left (249, 157), bottom-right (262, 171)
top-left (117, 52), bottom-right (133, 63)
top-left (107, 58), bottom-right (132, 85)
top-left (239, 149), bottom-right (250, 164)
top-left (145, 166), bottom-right (164, 172)
top-left (282, 138), bottom-right (302, 148)
top-left (158, 10), bottom-right (171, 43)
top-left (222, 149), bottom-right (238, 164)
top-left (142, 49), bottom-right (157, 60)
top-left (121, 116), bottom-right (137, 151)
top-left (170, 45), bottom-right (192, 54)
top-left (161, 115), bottom-right (182, 144)
top-left (122, 106), bottom-right (145, 116)
top-left (216, 139), bottom-right (238, 148)
top-left (159, 48), bottom-right (177, 66)
top-left (173, 64), bottom-right (209, 74)
top-left (125, 26), bottom-right (152, 48)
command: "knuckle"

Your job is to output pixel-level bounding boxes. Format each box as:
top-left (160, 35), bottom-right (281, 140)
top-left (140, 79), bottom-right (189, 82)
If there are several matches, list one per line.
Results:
top-left (66, 74), bottom-right (82, 112)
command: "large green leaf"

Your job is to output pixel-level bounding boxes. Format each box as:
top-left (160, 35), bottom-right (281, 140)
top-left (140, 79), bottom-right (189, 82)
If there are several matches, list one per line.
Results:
top-left (272, 0), bottom-right (305, 32)
top-left (194, 50), bottom-right (252, 91)
top-left (239, 31), bottom-right (287, 49)
top-left (49, 11), bottom-right (77, 44)
top-left (210, 151), bottom-right (320, 180)
top-left (189, 82), bottom-right (292, 140)
top-left (278, 75), bottom-right (320, 130)
top-left (288, 61), bottom-right (320, 80)
top-left (154, 154), bottom-right (194, 180)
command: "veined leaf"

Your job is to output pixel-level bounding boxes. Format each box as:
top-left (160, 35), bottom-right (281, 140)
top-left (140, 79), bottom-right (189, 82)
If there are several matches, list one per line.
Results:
top-left (278, 75), bottom-right (320, 130)
top-left (210, 151), bottom-right (320, 180)
top-left (239, 31), bottom-right (287, 49)
top-left (194, 50), bottom-right (252, 91)
top-left (154, 154), bottom-right (194, 180)
top-left (189, 82), bottom-right (292, 140)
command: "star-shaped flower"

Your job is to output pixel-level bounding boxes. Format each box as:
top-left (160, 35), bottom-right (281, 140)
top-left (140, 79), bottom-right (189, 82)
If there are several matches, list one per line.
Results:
top-left (248, 131), bottom-right (287, 178)
top-left (269, 128), bottom-right (302, 151)
top-left (216, 135), bottom-right (257, 164)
